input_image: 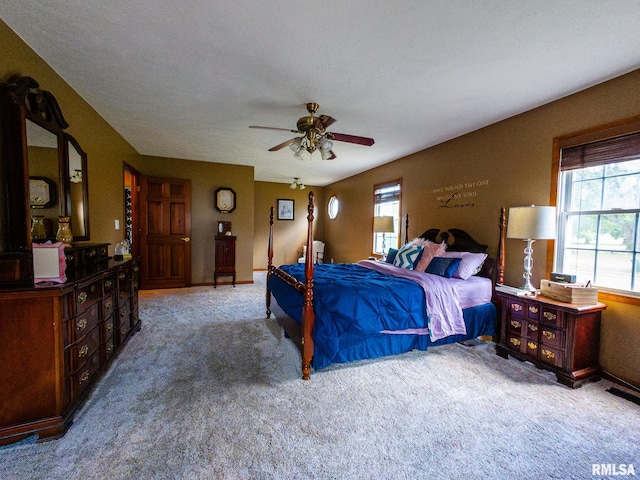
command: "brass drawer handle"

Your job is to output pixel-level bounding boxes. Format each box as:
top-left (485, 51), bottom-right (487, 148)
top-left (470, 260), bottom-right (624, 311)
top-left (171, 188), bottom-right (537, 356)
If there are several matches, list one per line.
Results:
top-left (106, 343), bottom-right (113, 355)
top-left (528, 324), bottom-right (538, 332)
top-left (106, 322), bottom-right (113, 332)
top-left (510, 320), bottom-right (521, 329)
top-left (542, 349), bottom-right (555, 360)
top-left (79, 344), bottom-right (89, 358)
top-left (78, 292), bottom-right (88, 304)
top-left (105, 300), bottom-right (112, 309)
top-left (543, 312), bottom-right (557, 321)
top-left (79, 370), bottom-right (90, 385)
top-left (543, 330), bottom-right (556, 340)
top-left (527, 342), bottom-right (537, 350)
top-left (528, 306), bottom-right (538, 314)
top-left (105, 280), bottom-right (113, 290)
top-left (77, 318), bottom-right (87, 331)
top-left (511, 304), bottom-right (523, 312)
top-left (119, 273), bottom-right (126, 281)
top-left (509, 338), bottom-right (521, 347)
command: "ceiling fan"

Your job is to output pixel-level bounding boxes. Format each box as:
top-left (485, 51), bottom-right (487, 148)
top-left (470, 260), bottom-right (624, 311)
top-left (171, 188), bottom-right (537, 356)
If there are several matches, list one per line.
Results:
top-left (249, 102), bottom-right (374, 160)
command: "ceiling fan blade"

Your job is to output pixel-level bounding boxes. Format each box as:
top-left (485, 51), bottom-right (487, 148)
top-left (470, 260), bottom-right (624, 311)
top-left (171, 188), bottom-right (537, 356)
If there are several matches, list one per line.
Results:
top-left (328, 132), bottom-right (375, 146)
top-left (318, 115), bottom-right (336, 129)
top-left (249, 125), bottom-right (298, 133)
top-left (269, 138), bottom-right (297, 152)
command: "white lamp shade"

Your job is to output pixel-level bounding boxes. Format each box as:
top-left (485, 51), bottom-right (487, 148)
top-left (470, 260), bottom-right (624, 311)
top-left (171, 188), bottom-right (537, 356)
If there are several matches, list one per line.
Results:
top-left (507, 205), bottom-right (557, 240)
top-left (373, 216), bottom-right (395, 233)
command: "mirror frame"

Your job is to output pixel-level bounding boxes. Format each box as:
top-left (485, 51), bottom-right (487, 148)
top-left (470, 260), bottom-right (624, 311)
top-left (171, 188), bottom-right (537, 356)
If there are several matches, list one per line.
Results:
top-left (0, 75), bottom-right (90, 285)
top-left (64, 133), bottom-right (90, 241)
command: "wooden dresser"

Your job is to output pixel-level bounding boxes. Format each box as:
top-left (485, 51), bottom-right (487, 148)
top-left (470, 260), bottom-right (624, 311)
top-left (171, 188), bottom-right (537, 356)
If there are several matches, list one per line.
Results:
top-left (495, 291), bottom-right (606, 388)
top-left (214, 235), bottom-right (236, 287)
top-left (0, 257), bottom-right (140, 446)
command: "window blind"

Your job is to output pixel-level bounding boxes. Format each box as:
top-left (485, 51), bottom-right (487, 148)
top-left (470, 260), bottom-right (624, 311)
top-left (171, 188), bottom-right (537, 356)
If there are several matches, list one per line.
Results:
top-left (561, 131), bottom-right (640, 171)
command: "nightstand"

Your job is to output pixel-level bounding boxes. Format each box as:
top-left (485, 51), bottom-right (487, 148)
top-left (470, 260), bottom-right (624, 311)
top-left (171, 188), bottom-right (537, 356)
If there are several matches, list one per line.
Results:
top-left (495, 291), bottom-right (606, 388)
top-left (214, 235), bottom-right (236, 288)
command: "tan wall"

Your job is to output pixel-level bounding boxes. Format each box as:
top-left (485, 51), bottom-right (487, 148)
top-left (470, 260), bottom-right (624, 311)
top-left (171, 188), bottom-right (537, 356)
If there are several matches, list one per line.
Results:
top-left (326, 69), bottom-right (640, 387)
top-left (253, 181), bottom-right (325, 269)
top-left (139, 156), bottom-right (254, 284)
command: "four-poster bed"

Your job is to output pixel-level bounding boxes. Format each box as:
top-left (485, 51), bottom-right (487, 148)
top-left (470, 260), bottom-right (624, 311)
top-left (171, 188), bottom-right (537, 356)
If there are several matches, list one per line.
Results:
top-left (267, 191), bottom-right (507, 379)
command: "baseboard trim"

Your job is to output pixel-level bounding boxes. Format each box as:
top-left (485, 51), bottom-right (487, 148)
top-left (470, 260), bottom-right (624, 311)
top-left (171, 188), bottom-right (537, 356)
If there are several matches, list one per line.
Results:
top-left (602, 371), bottom-right (640, 393)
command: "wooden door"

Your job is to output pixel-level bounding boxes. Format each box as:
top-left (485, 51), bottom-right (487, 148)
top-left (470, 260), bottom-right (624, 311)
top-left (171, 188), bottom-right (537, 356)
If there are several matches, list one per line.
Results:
top-left (140, 176), bottom-right (191, 289)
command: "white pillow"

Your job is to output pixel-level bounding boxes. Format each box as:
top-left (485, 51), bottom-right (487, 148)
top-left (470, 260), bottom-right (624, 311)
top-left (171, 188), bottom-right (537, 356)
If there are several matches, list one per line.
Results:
top-left (441, 251), bottom-right (488, 280)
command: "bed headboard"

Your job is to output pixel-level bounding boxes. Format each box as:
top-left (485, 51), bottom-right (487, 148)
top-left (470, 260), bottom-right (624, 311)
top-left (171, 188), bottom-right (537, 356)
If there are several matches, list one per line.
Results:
top-left (417, 227), bottom-right (496, 282)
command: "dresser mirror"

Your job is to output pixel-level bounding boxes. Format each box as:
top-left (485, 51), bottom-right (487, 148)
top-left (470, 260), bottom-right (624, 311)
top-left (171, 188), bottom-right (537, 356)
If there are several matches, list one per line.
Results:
top-left (0, 75), bottom-right (90, 285)
top-left (27, 118), bottom-right (62, 239)
top-left (65, 134), bottom-right (89, 240)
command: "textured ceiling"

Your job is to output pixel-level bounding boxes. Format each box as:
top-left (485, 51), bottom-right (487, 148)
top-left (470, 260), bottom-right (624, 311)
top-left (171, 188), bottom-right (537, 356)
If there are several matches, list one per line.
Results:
top-left (2, 1), bottom-right (640, 186)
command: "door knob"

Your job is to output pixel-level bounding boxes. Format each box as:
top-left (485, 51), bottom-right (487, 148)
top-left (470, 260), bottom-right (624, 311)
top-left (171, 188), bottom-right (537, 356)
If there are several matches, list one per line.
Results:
top-left (181, 237), bottom-right (191, 243)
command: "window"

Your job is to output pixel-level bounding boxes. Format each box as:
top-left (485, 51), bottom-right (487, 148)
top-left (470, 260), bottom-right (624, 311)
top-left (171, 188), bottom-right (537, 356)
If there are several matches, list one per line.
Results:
top-left (328, 195), bottom-right (339, 219)
top-left (556, 127), bottom-right (640, 296)
top-left (373, 180), bottom-right (401, 254)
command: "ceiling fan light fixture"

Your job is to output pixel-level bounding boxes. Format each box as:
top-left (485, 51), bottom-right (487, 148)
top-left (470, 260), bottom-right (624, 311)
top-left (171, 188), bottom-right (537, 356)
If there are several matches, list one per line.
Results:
top-left (289, 137), bottom-right (303, 152)
top-left (293, 148), bottom-right (305, 161)
top-left (290, 181), bottom-right (297, 189)
top-left (320, 148), bottom-right (332, 161)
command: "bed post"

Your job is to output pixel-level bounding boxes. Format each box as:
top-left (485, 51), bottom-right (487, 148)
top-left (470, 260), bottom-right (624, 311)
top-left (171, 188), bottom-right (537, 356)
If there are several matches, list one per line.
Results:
top-left (301, 191), bottom-right (316, 380)
top-left (404, 214), bottom-right (409, 245)
top-left (497, 207), bottom-right (506, 285)
top-left (266, 206), bottom-right (274, 318)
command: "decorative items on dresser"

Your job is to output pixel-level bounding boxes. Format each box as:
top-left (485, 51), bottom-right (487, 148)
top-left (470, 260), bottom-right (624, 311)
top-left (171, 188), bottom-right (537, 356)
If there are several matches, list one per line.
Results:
top-left (214, 235), bottom-right (236, 288)
top-left (0, 258), bottom-right (140, 446)
top-left (495, 291), bottom-right (606, 388)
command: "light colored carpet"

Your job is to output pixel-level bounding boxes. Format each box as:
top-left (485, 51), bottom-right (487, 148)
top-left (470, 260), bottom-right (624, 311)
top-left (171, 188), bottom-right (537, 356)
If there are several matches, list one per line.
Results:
top-left (0, 272), bottom-right (638, 479)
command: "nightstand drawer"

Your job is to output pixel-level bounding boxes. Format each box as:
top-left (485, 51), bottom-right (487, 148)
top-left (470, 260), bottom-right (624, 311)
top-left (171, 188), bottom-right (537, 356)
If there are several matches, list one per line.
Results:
top-left (540, 327), bottom-right (565, 349)
top-left (507, 318), bottom-right (523, 334)
top-left (509, 300), bottom-right (525, 318)
top-left (506, 332), bottom-right (524, 352)
top-left (540, 346), bottom-right (564, 368)
top-left (524, 320), bottom-right (539, 340)
top-left (540, 306), bottom-right (565, 328)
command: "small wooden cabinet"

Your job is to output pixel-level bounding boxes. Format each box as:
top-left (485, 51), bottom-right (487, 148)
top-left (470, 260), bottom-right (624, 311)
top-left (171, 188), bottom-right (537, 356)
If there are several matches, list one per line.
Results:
top-left (214, 235), bottom-right (236, 287)
top-left (495, 292), bottom-right (606, 388)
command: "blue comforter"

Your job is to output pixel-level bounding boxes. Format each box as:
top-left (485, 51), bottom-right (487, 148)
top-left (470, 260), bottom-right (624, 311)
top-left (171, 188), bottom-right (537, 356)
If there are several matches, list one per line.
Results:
top-left (269, 263), bottom-right (436, 368)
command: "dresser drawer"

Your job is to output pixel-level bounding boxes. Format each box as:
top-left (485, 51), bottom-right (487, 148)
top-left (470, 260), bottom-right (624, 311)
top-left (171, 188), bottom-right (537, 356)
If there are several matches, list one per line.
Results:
top-left (69, 351), bottom-right (101, 400)
top-left (68, 302), bottom-right (101, 345)
top-left (117, 300), bottom-right (131, 342)
top-left (75, 278), bottom-right (103, 315)
top-left (540, 327), bottom-right (565, 350)
top-left (66, 325), bottom-right (101, 375)
top-left (103, 294), bottom-right (115, 320)
top-left (103, 334), bottom-right (115, 362)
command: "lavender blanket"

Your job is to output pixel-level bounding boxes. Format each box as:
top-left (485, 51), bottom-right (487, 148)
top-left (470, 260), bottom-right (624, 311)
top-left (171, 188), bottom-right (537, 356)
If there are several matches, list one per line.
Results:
top-left (356, 260), bottom-right (467, 340)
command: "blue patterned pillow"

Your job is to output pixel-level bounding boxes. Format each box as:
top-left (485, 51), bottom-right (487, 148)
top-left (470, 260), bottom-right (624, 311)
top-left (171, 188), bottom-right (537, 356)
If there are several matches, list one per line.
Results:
top-left (426, 256), bottom-right (462, 278)
top-left (393, 244), bottom-right (424, 269)
top-left (385, 248), bottom-right (398, 264)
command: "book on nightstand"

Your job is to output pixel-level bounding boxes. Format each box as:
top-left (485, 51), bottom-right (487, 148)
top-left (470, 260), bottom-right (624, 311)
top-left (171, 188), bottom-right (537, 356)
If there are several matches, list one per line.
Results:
top-left (494, 284), bottom-right (536, 297)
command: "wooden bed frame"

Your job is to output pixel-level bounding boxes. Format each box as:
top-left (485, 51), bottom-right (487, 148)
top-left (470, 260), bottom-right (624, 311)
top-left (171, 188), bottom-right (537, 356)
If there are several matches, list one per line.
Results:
top-left (266, 191), bottom-right (507, 379)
